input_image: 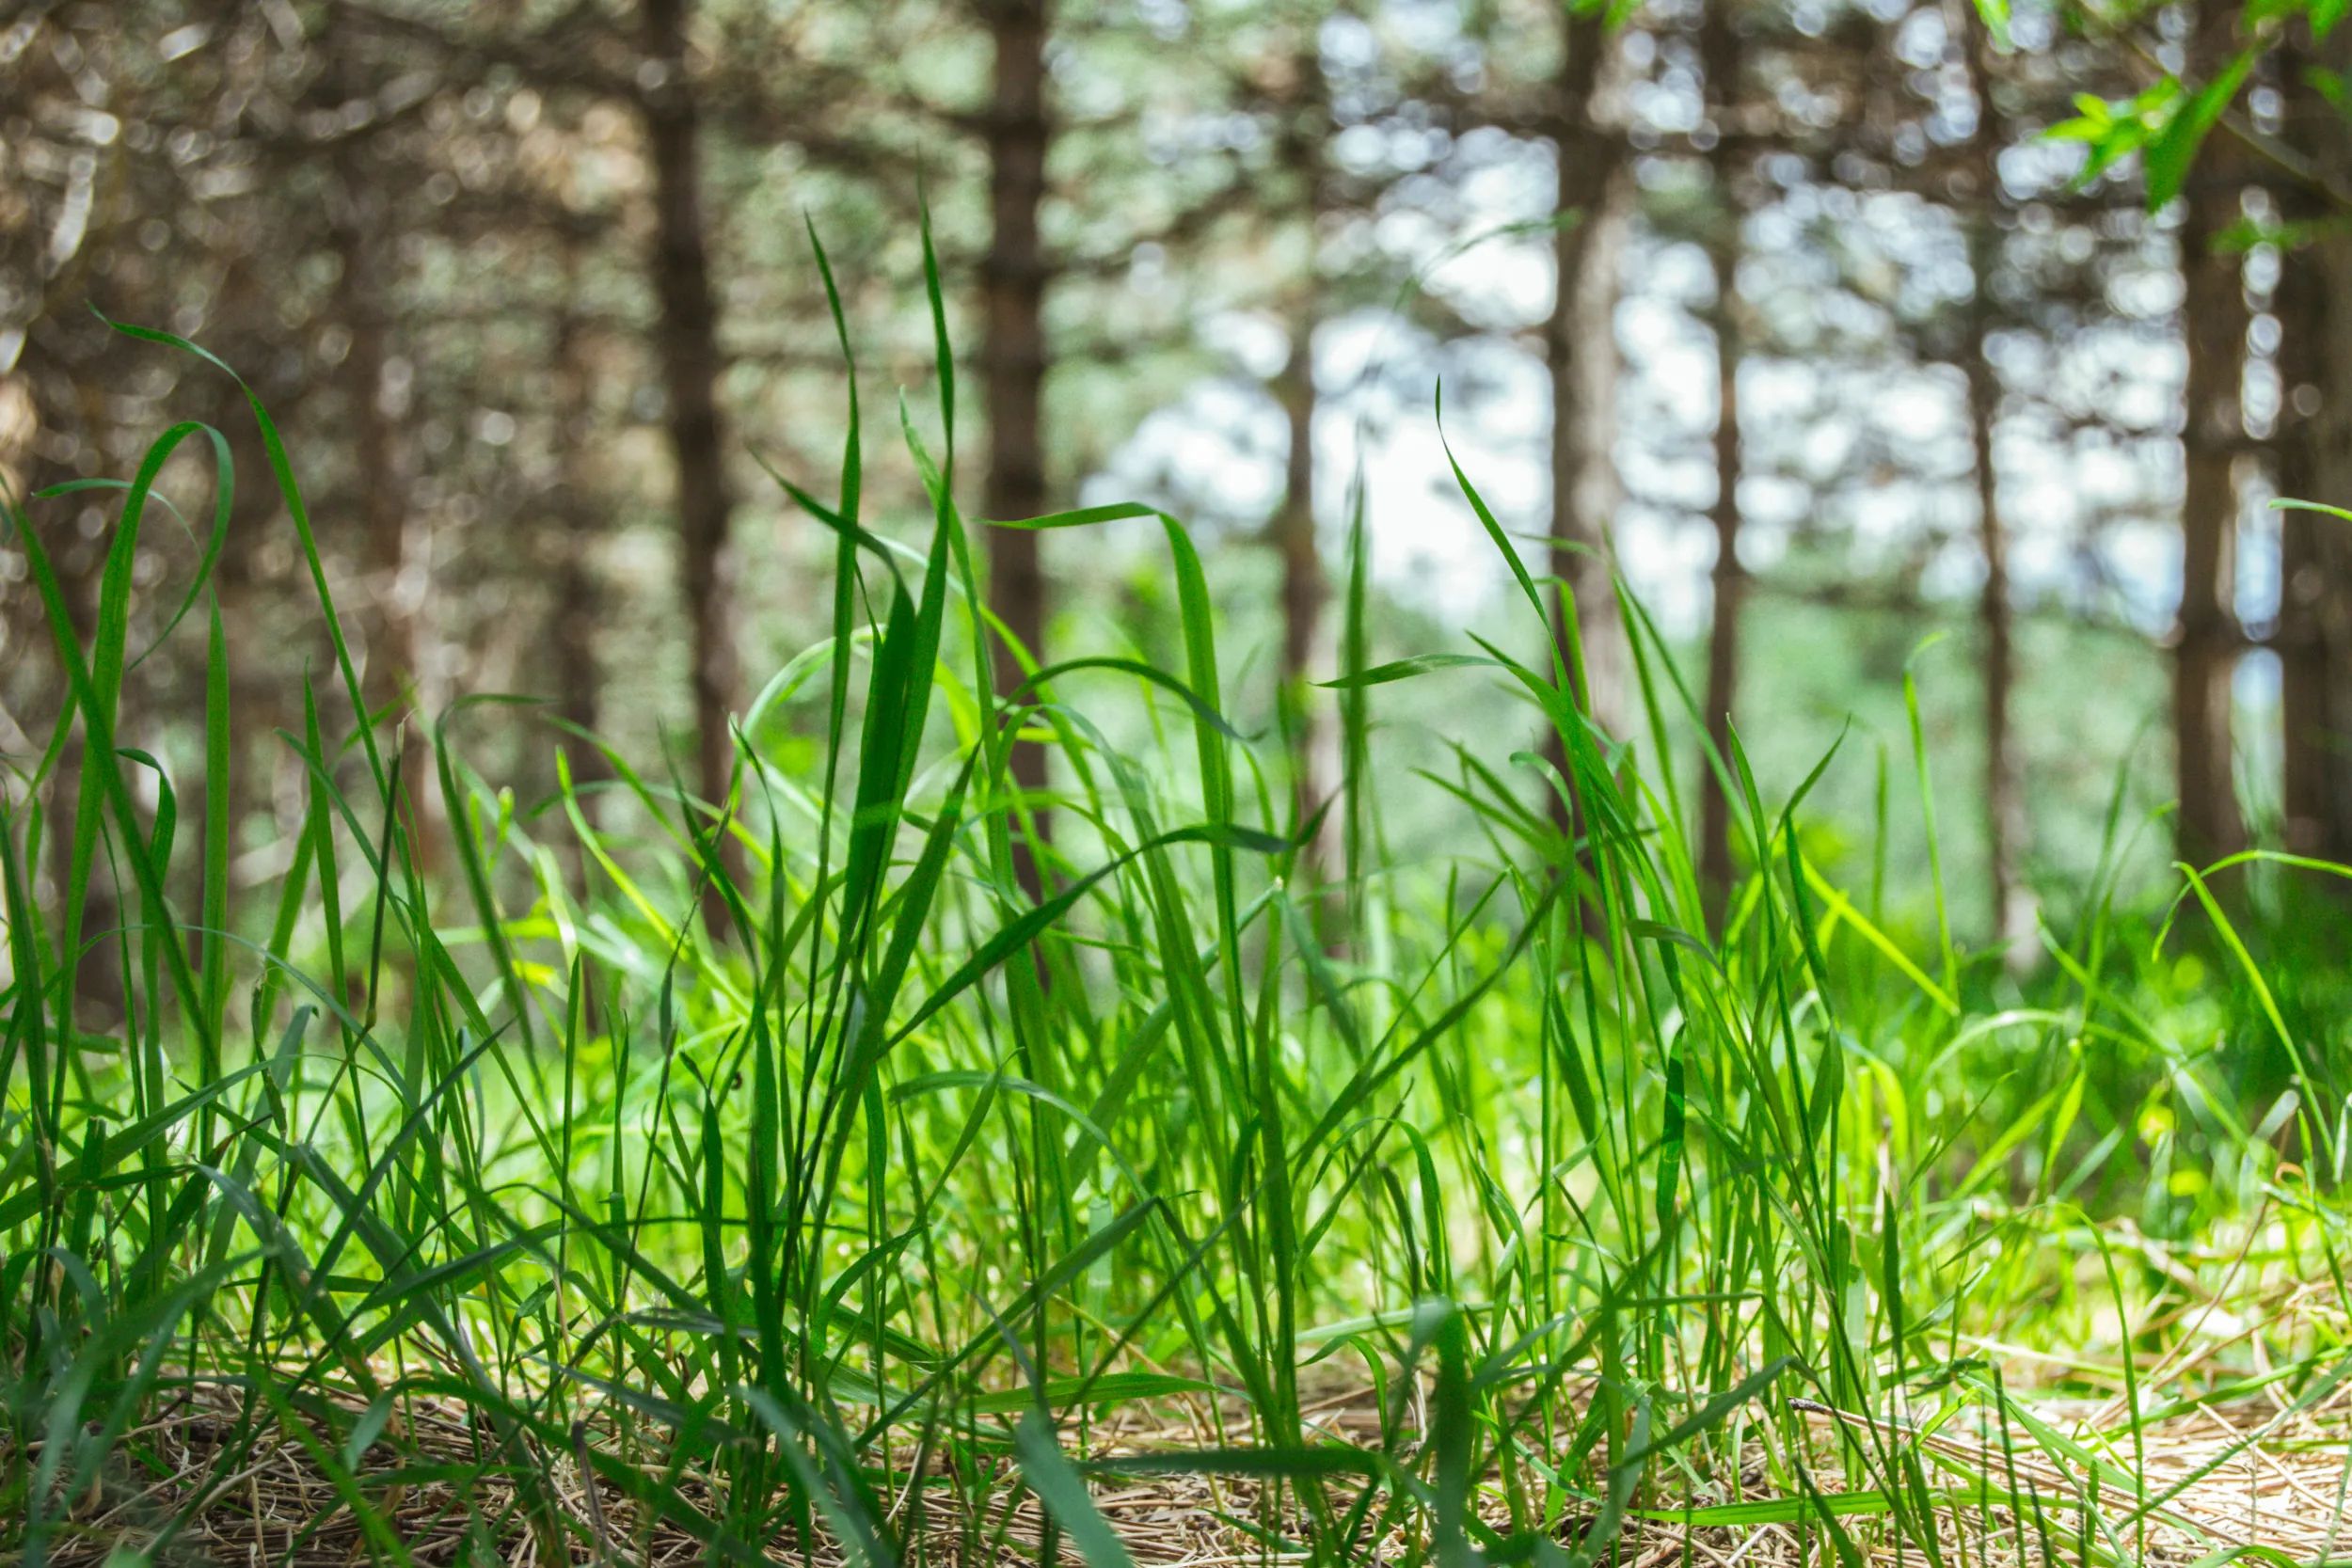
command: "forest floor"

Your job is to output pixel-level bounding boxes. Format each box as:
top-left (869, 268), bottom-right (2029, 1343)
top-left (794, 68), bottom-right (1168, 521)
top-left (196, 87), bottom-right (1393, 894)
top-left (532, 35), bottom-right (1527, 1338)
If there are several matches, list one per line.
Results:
top-left (49, 1299), bottom-right (2351, 1568)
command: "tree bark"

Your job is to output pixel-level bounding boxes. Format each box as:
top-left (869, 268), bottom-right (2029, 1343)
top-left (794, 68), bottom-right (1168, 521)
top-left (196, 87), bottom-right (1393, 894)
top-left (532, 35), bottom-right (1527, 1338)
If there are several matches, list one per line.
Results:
top-left (546, 250), bottom-right (608, 846)
top-left (1276, 309), bottom-right (1324, 848)
top-left (2274, 325), bottom-right (2352, 862)
top-left (2171, 0), bottom-right (2249, 871)
top-left (981, 0), bottom-right (1053, 898)
top-left (1957, 12), bottom-right (2034, 953)
top-left (640, 0), bottom-right (741, 911)
top-left (1697, 2), bottom-right (1744, 929)
top-left (328, 132), bottom-right (435, 871)
top-left (2274, 22), bottom-right (2352, 867)
top-left (1275, 40), bottom-right (1327, 881)
top-left (30, 388), bottom-right (124, 1028)
top-left (204, 257), bottom-right (297, 895)
top-left (1542, 6), bottom-right (1628, 838)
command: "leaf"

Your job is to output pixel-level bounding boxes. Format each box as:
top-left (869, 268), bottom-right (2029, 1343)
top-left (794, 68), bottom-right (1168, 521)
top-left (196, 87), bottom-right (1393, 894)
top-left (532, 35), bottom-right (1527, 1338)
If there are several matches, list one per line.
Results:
top-left (2146, 51), bottom-right (2254, 210)
top-left (1091, 1446), bottom-right (1383, 1480)
top-left (1628, 918), bottom-right (1723, 974)
top-left (987, 500), bottom-right (1157, 530)
top-left (1015, 1408), bottom-right (1139, 1568)
top-left (963, 1371), bottom-right (1218, 1416)
top-left (1619, 1357), bottom-right (1794, 1467)
top-left (1319, 653), bottom-right (1502, 689)
top-left (1973, 0), bottom-right (2010, 49)
top-left (2050, 78), bottom-right (2177, 188)
top-left (342, 1393), bottom-right (396, 1470)
top-left (1018, 655), bottom-right (1247, 740)
top-left (2270, 496), bottom-right (2352, 526)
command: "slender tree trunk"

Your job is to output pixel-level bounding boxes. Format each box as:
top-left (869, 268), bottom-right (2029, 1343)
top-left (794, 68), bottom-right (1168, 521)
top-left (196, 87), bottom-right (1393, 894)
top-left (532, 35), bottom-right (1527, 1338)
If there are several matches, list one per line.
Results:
top-left (1955, 12), bottom-right (2033, 957)
top-left (2172, 0), bottom-right (2249, 870)
top-left (1963, 290), bottom-right (2031, 947)
top-left (2273, 468), bottom-right (2344, 859)
top-left (548, 315), bottom-right (603, 764)
top-left (982, 0), bottom-right (1053, 897)
top-left (49, 542), bottom-right (112, 1019)
top-left (1697, 3), bottom-right (1744, 928)
top-left (215, 435), bottom-right (291, 876)
top-left (24, 362), bottom-right (128, 1029)
top-left (641, 0), bottom-right (740, 915)
top-left (329, 135), bottom-right (435, 872)
top-left (2274, 22), bottom-right (2352, 866)
top-left (2273, 346), bottom-right (2352, 862)
top-left (1542, 6), bottom-right (1628, 838)
top-left (36, 415), bottom-right (124, 1027)
top-left (205, 264), bottom-right (292, 892)
top-left (1275, 40), bottom-right (1327, 881)
top-left (545, 254), bottom-right (608, 888)
top-left (1276, 309), bottom-right (1324, 844)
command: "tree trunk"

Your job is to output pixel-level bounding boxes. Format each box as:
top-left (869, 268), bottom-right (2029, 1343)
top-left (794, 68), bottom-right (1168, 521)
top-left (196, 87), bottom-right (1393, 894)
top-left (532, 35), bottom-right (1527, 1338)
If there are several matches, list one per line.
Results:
top-left (1276, 308), bottom-right (1324, 855)
top-left (215, 431), bottom-right (288, 856)
top-left (2274, 22), bottom-right (2352, 867)
top-left (1275, 40), bottom-right (1327, 882)
top-left (1542, 6), bottom-right (1628, 839)
top-left (1956, 11), bottom-right (2033, 957)
top-left (2274, 330), bottom-right (2352, 862)
top-left (205, 259), bottom-right (295, 897)
top-left (2274, 466), bottom-right (2342, 861)
top-left (1697, 2), bottom-right (1744, 929)
top-left (329, 134), bottom-right (434, 871)
top-left (545, 251), bottom-right (608, 881)
top-left (982, 0), bottom-right (1053, 897)
top-left (34, 405), bottom-right (124, 1029)
top-left (2171, 0), bottom-right (2249, 871)
top-left (641, 0), bottom-right (740, 913)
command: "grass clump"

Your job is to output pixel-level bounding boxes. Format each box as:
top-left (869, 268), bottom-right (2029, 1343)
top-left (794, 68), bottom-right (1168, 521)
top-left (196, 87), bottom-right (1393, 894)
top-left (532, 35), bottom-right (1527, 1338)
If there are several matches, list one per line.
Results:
top-left (3, 260), bottom-right (2348, 1568)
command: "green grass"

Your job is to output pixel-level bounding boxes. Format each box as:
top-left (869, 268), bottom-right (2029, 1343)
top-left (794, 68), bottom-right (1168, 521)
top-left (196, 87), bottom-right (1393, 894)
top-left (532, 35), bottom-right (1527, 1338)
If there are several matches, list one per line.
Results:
top-left (3, 260), bottom-right (2349, 1568)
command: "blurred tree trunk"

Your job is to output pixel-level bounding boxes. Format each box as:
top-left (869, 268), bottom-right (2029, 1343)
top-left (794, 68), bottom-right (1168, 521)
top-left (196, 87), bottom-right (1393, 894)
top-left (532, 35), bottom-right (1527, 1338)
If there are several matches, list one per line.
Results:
top-left (2274, 306), bottom-right (2352, 863)
top-left (548, 333), bottom-right (603, 763)
top-left (1276, 311), bottom-right (1324, 857)
top-left (47, 540), bottom-right (114, 1022)
top-left (216, 466), bottom-right (283, 841)
top-left (1697, 2), bottom-right (1744, 929)
top-left (9, 51), bottom-right (126, 1029)
top-left (200, 253), bottom-right (293, 902)
top-left (1275, 38), bottom-right (1327, 884)
top-left (982, 0), bottom-right (1054, 898)
top-left (1958, 11), bottom-right (2034, 953)
top-left (2274, 21), bottom-right (2352, 866)
top-left (32, 388), bottom-right (124, 1028)
top-left (37, 62), bottom-right (153, 1026)
top-left (2171, 1), bottom-right (2249, 872)
top-left (328, 131), bottom-right (436, 872)
top-left (546, 252), bottom-right (608, 886)
top-left (1542, 5), bottom-right (1627, 839)
top-left (640, 0), bottom-right (741, 917)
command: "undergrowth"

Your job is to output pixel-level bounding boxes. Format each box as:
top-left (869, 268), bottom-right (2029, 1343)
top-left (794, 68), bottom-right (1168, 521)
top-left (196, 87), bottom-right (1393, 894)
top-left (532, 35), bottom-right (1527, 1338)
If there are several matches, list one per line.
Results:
top-left (3, 239), bottom-right (2348, 1568)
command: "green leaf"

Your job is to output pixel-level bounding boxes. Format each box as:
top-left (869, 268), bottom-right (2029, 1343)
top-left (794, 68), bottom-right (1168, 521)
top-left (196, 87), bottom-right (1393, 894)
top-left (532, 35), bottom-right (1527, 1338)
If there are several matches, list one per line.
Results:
top-left (2270, 496), bottom-right (2352, 525)
top-left (987, 500), bottom-right (1158, 530)
top-left (2146, 52), bottom-right (2254, 210)
top-left (1319, 653), bottom-right (1502, 689)
top-left (342, 1393), bottom-right (396, 1470)
top-left (1015, 1409), bottom-right (1139, 1568)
